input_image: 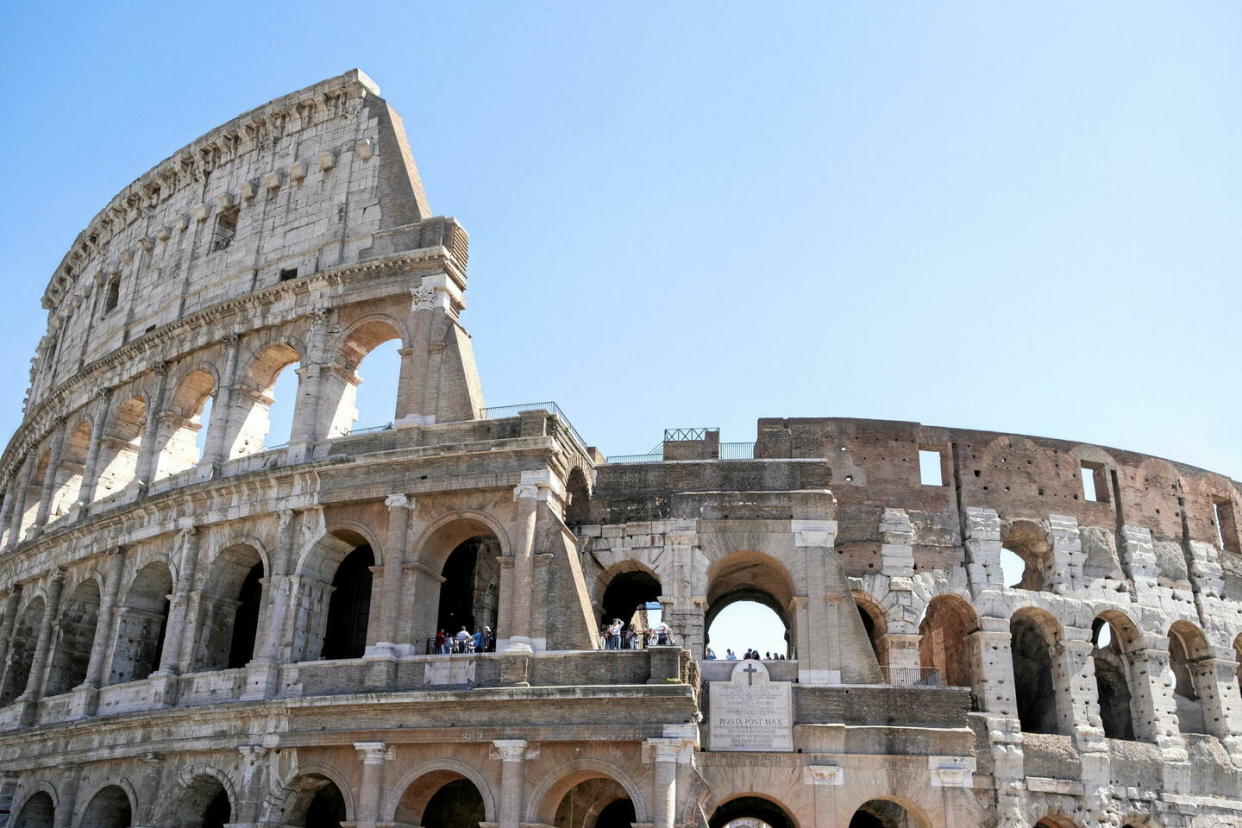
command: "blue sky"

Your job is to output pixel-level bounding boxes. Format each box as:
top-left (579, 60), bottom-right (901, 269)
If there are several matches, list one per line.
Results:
top-left (2, 1), bottom-right (1240, 491)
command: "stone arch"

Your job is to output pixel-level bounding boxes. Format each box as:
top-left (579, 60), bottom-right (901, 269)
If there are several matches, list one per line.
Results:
top-left (78, 783), bottom-right (134, 828)
top-left (1010, 606), bottom-right (1064, 734)
top-left (389, 764), bottom-right (494, 826)
top-left (1002, 520), bottom-right (1053, 591)
top-left (382, 758), bottom-right (497, 823)
top-left (414, 515), bottom-right (506, 652)
top-left (12, 783), bottom-right (58, 828)
top-left (1092, 609), bottom-right (1142, 741)
top-left (270, 765), bottom-right (355, 828)
top-left (1, 594), bottom-right (45, 703)
top-left (108, 560), bottom-right (173, 684)
top-left (291, 528), bottom-right (378, 661)
top-left (227, 340), bottom-right (304, 458)
top-left (1168, 620), bottom-right (1211, 734)
top-left (596, 561), bottom-right (663, 647)
top-left (196, 543), bottom-right (266, 671)
top-left (48, 418), bottom-right (92, 522)
top-left (16, 447), bottom-right (52, 539)
top-left (846, 796), bottom-right (931, 827)
top-left (708, 794), bottom-right (799, 828)
top-left (852, 590), bottom-right (888, 668)
top-left (1034, 816), bottom-right (1080, 828)
top-left (526, 758), bottom-right (648, 825)
top-left (93, 395), bottom-right (148, 502)
top-left (155, 367), bottom-right (218, 480)
top-left (919, 593), bottom-right (980, 692)
top-left (326, 316), bottom-right (407, 437)
top-left (161, 768), bottom-right (237, 828)
top-left (565, 466), bottom-right (592, 526)
top-left (705, 550), bottom-right (797, 659)
top-left (45, 576), bottom-right (103, 696)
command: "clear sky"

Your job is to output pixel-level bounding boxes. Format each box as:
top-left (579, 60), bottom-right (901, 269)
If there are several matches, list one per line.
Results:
top-left (2, 1), bottom-right (1240, 486)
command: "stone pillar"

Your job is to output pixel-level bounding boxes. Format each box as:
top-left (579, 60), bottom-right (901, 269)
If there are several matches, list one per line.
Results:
top-left (1048, 513), bottom-right (1086, 594)
top-left (1119, 525), bottom-right (1160, 606)
top-left (75, 548), bottom-right (126, 716)
top-left (19, 570), bottom-right (64, 722)
top-left (794, 519), bottom-right (862, 684)
top-left (492, 739), bottom-right (535, 828)
top-left (353, 742), bottom-right (393, 828)
top-left (0, 488), bottom-right (15, 547)
top-left (373, 495), bottom-right (413, 653)
top-left (52, 763), bottom-right (81, 828)
top-left (1195, 647), bottom-right (1242, 759)
top-left (32, 422), bottom-right (68, 532)
top-left (1131, 635), bottom-right (1188, 763)
top-left (501, 477), bottom-right (541, 653)
top-left (964, 507), bottom-right (1005, 596)
top-left (236, 745), bottom-right (269, 826)
top-left (245, 509), bottom-right (298, 699)
top-left (133, 362), bottom-right (170, 492)
top-left (203, 333), bottom-right (241, 470)
top-left (5, 454), bottom-right (36, 548)
top-left (661, 521), bottom-right (704, 658)
top-left (966, 621), bottom-right (1017, 717)
top-left (287, 309), bottom-right (332, 460)
top-left (0, 587), bottom-right (21, 671)
top-left (1059, 627), bottom-right (1107, 754)
top-left (645, 738), bottom-right (681, 828)
top-left (157, 527), bottom-right (200, 675)
top-left (74, 393), bottom-right (112, 511)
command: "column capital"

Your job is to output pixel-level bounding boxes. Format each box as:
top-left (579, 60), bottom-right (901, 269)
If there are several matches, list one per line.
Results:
top-left (642, 737), bottom-right (691, 764)
top-left (354, 741), bottom-right (393, 764)
top-left (385, 493), bottom-right (414, 510)
top-left (491, 739), bottom-right (537, 762)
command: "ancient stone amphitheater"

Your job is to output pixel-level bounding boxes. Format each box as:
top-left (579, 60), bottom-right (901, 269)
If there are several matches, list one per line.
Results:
top-left (0, 69), bottom-right (1239, 828)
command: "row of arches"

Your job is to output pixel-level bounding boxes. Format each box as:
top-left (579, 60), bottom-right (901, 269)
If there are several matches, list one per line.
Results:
top-left (0, 519), bottom-right (503, 707)
top-left (3, 317), bottom-right (407, 546)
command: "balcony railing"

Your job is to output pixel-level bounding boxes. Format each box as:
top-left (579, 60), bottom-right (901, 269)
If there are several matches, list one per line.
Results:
top-left (479, 401), bottom-right (588, 453)
top-left (880, 666), bottom-right (942, 687)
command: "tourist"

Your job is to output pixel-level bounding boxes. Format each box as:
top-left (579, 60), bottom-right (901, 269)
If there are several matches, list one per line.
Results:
top-left (705, 647), bottom-right (717, 660)
top-left (655, 621), bottom-right (672, 646)
top-left (764, 651), bottom-right (771, 661)
top-left (625, 626), bottom-right (640, 650)
top-left (607, 618), bottom-right (623, 650)
top-left (725, 649), bottom-right (738, 660)
top-left (454, 626), bottom-right (470, 653)
top-left (435, 629), bottom-right (448, 655)
top-left (483, 626), bottom-right (494, 652)
top-left (472, 628), bottom-right (484, 652)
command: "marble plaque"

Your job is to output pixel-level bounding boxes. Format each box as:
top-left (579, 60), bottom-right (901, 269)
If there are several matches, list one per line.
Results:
top-left (709, 660), bottom-right (793, 752)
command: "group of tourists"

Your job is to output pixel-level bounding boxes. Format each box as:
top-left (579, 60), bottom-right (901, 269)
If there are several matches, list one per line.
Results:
top-left (705, 648), bottom-right (787, 661)
top-left (435, 626), bottom-right (495, 654)
top-left (601, 618), bottom-right (674, 649)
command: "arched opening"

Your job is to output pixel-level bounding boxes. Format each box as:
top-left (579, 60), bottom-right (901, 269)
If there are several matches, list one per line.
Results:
top-left (599, 567), bottom-right (662, 648)
top-left (338, 321), bottom-right (402, 434)
top-left (93, 396), bottom-right (147, 501)
top-left (321, 543), bottom-right (374, 660)
top-left (709, 796), bottom-right (797, 828)
top-left (1, 596), bottom-right (44, 704)
top-left (919, 595), bottom-right (979, 691)
top-left (1169, 621), bottom-right (1210, 735)
top-left (81, 785), bottom-right (132, 828)
top-left (13, 791), bottom-right (54, 828)
top-left (279, 775), bottom-right (347, 828)
top-left (45, 579), bottom-right (101, 696)
top-left (566, 467), bottom-right (591, 526)
top-left (1010, 608), bottom-right (1062, 734)
top-left (436, 534), bottom-right (501, 651)
top-left (554, 777), bottom-right (636, 828)
top-left (109, 562), bottom-right (173, 684)
top-left (853, 591), bottom-right (888, 669)
top-left (170, 775), bottom-right (232, 828)
top-left (49, 420), bottom-right (91, 522)
top-left (1092, 612), bottom-right (1138, 741)
top-left (228, 343), bottom-right (300, 458)
top-left (706, 552), bottom-right (796, 660)
top-left (848, 799), bottom-right (924, 827)
top-left (1034, 817), bottom-right (1080, 828)
top-left (1002, 521), bottom-right (1052, 591)
top-left (197, 545), bottom-right (264, 671)
top-left (17, 449), bottom-right (51, 538)
top-left (395, 772), bottom-right (486, 828)
top-left (155, 369), bottom-right (216, 480)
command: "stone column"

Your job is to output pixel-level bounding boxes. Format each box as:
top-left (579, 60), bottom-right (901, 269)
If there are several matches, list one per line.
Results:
top-left (963, 507), bottom-right (1005, 596)
top-left (1131, 635), bottom-right (1188, 763)
top-left (966, 621), bottom-right (1016, 716)
top-left (74, 393), bottom-right (112, 511)
top-left (1048, 513), bottom-right (1086, 594)
top-left (661, 521), bottom-right (704, 658)
top-left (74, 548), bottom-right (126, 716)
top-left (5, 454), bottom-right (36, 548)
top-left (373, 495), bottom-right (413, 653)
top-left (19, 570), bottom-right (64, 723)
top-left (157, 527), bottom-right (200, 675)
top-left (52, 762), bottom-right (81, 828)
top-left (133, 362), bottom-right (170, 492)
top-left (32, 422), bottom-right (68, 532)
top-left (287, 309), bottom-right (332, 460)
top-left (202, 333), bottom-right (241, 470)
top-left (501, 477), bottom-right (541, 653)
top-left (492, 739), bottom-right (535, 828)
top-left (1195, 647), bottom-right (1242, 759)
top-left (646, 738), bottom-right (680, 828)
top-left (1058, 627), bottom-right (1107, 754)
top-left (0, 587), bottom-right (21, 671)
top-left (353, 742), bottom-right (393, 828)
top-left (0, 488), bottom-right (15, 547)
top-left (236, 745), bottom-right (269, 826)
top-left (244, 509), bottom-right (298, 699)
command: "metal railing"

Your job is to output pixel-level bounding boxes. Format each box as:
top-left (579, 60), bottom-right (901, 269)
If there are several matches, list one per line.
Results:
top-left (880, 666), bottom-right (941, 687)
top-left (350, 421), bottom-right (394, 435)
top-left (479, 401), bottom-right (588, 453)
top-left (606, 443), bottom-right (664, 464)
top-left (719, 442), bottom-right (756, 459)
top-left (664, 427), bottom-right (718, 441)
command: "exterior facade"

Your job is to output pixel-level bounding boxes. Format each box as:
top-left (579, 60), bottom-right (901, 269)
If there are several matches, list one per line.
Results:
top-left (0, 70), bottom-right (1240, 828)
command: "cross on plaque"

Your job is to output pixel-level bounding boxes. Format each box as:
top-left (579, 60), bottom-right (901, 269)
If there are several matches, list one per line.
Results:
top-left (742, 663), bottom-right (759, 685)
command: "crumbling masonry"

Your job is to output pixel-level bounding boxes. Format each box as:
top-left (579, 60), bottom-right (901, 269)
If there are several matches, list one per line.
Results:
top-left (0, 70), bottom-right (1240, 828)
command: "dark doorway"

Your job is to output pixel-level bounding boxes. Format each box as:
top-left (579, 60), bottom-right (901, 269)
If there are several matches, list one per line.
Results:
top-left (596, 797), bottom-right (638, 828)
top-left (305, 782), bottom-right (346, 828)
top-left (709, 796), bottom-right (797, 828)
top-left (601, 570), bottom-right (662, 629)
top-left (437, 537), bottom-right (500, 638)
top-left (227, 562), bottom-right (264, 668)
top-left (1011, 613), bottom-right (1059, 734)
top-left (321, 545), bottom-right (373, 659)
top-left (422, 778), bottom-right (485, 828)
top-left (202, 788), bottom-right (231, 828)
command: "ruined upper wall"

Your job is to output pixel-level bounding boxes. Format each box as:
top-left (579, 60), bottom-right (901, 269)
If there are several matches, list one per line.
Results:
top-left (27, 69), bottom-right (437, 412)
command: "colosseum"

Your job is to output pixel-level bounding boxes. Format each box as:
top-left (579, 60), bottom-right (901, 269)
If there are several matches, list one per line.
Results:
top-left (0, 69), bottom-right (1239, 828)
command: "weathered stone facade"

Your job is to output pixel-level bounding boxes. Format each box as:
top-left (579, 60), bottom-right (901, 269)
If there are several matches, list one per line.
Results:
top-left (0, 69), bottom-right (1240, 828)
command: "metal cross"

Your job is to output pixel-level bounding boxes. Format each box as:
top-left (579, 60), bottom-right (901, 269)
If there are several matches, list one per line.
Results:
top-left (742, 663), bottom-right (759, 685)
